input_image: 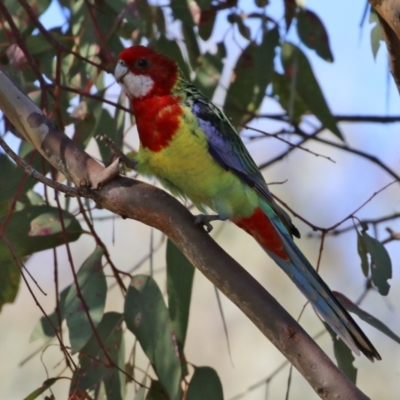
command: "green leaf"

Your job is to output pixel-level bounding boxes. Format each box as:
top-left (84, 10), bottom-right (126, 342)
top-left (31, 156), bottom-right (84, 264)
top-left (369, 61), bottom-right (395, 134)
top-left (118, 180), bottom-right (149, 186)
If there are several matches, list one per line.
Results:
top-left (369, 8), bottom-right (383, 59)
top-left (72, 0), bottom-right (122, 69)
top-left (155, 6), bottom-right (167, 35)
top-left (182, 24), bottom-right (201, 68)
top-left (193, 44), bottom-right (225, 99)
top-left (29, 212), bottom-right (64, 236)
top-left (104, 331), bottom-right (126, 400)
top-left (26, 30), bottom-right (72, 56)
top-left (272, 72), bottom-right (309, 124)
top-left (65, 247), bottom-right (107, 353)
top-left (25, 190), bottom-right (45, 206)
top-left (187, 366), bottom-right (224, 400)
top-left (0, 205), bottom-right (82, 260)
top-left (30, 285), bottom-right (70, 342)
top-left (297, 9), bottom-right (334, 62)
top-left (334, 291), bottom-right (400, 345)
top-left (23, 378), bottom-right (59, 400)
top-left (358, 226), bottom-right (392, 295)
top-left (0, 259), bottom-right (20, 312)
top-left (4, 0), bottom-right (50, 36)
top-left (281, 42), bottom-right (343, 139)
top-left (95, 105), bottom-right (124, 165)
top-left (170, 0), bottom-right (194, 26)
top-left (324, 322), bottom-right (357, 383)
top-left (70, 312), bottom-right (125, 399)
top-left (356, 228), bottom-right (370, 277)
top-left (224, 28), bottom-right (279, 125)
top-left (124, 0), bottom-right (154, 41)
top-left (124, 275), bottom-right (182, 400)
top-left (166, 239), bottom-right (195, 375)
top-left (60, 52), bottom-right (85, 89)
top-left (72, 98), bottom-right (107, 148)
top-left (146, 380), bottom-right (170, 400)
top-left (167, 240), bottom-right (195, 346)
top-left (366, 232), bottom-right (392, 295)
top-left (153, 36), bottom-right (190, 80)
top-left (18, 142), bottom-right (51, 183)
top-left (0, 153), bottom-right (36, 216)
top-left (104, 0), bottom-right (132, 13)
top-left (197, 1), bottom-right (217, 40)
top-left (283, 0), bottom-right (297, 31)
top-left (195, 0), bottom-right (213, 8)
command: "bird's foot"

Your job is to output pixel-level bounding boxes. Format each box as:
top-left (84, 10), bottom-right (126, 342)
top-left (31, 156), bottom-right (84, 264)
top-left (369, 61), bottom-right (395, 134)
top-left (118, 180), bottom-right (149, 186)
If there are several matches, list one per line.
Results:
top-left (194, 214), bottom-right (228, 233)
top-left (98, 135), bottom-right (137, 170)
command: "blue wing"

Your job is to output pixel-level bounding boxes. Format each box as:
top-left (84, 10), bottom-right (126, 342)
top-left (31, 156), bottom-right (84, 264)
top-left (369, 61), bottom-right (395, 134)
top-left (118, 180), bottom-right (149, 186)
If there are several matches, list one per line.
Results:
top-left (191, 98), bottom-right (300, 238)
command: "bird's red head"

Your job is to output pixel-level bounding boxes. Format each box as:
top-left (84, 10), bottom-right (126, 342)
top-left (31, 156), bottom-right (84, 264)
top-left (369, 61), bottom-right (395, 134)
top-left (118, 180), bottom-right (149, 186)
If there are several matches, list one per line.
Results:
top-left (115, 46), bottom-right (179, 99)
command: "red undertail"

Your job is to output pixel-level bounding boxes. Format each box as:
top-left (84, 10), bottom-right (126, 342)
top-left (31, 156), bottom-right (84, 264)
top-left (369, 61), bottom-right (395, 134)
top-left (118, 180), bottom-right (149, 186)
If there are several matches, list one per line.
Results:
top-left (233, 207), bottom-right (289, 261)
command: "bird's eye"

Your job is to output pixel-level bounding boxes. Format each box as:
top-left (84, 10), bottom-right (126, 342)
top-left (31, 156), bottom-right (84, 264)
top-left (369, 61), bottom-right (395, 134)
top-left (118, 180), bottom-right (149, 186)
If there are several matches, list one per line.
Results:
top-left (136, 58), bottom-right (149, 68)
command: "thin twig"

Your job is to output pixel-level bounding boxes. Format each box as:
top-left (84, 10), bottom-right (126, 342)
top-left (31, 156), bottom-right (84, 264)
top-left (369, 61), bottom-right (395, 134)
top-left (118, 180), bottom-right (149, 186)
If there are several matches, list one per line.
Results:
top-left (3, 236), bottom-right (77, 369)
top-left (77, 197), bottom-right (128, 292)
top-left (293, 128), bottom-right (400, 182)
top-left (0, 2), bottom-right (49, 108)
top-left (325, 213), bottom-right (400, 236)
top-left (273, 179), bottom-right (398, 234)
top-left (243, 125), bottom-right (335, 163)
top-left (0, 134), bottom-right (90, 198)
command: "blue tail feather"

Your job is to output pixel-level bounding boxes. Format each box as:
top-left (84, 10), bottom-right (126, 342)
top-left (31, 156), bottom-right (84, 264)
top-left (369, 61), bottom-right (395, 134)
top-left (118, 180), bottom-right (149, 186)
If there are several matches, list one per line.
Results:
top-left (263, 214), bottom-right (380, 361)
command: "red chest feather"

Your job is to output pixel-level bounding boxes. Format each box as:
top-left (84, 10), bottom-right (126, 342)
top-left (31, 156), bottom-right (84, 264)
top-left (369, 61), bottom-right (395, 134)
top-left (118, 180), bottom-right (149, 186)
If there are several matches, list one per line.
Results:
top-left (132, 96), bottom-right (183, 152)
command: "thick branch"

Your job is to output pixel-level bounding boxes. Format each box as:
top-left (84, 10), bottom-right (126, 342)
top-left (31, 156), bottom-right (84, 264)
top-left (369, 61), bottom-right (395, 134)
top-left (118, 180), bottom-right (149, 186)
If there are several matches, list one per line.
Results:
top-left (0, 68), bottom-right (370, 399)
top-left (370, 0), bottom-right (400, 93)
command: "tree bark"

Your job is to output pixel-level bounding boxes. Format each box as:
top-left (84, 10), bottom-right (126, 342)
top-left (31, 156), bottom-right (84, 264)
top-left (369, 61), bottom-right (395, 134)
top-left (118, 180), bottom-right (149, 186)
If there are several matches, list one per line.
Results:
top-left (370, 0), bottom-right (400, 93)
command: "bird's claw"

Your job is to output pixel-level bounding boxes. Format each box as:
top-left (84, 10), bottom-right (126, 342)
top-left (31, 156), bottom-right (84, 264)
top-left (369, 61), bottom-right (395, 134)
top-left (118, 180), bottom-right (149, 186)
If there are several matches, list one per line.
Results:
top-left (195, 215), bottom-right (214, 232)
top-left (98, 135), bottom-right (137, 170)
top-left (195, 214), bottom-right (227, 233)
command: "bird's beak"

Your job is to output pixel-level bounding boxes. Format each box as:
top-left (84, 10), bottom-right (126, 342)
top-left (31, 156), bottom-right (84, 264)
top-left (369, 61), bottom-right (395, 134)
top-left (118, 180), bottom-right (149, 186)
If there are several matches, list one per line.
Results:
top-left (115, 60), bottom-right (128, 84)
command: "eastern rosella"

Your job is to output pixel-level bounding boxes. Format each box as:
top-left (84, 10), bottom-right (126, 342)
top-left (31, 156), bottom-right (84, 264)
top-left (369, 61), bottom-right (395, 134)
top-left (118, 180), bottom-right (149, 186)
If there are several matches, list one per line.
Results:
top-left (114, 45), bottom-right (380, 361)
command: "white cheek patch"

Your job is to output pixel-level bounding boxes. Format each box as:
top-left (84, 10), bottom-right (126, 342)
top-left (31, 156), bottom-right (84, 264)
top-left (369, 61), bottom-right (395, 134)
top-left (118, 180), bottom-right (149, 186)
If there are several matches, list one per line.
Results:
top-left (122, 74), bottom-right (154, 98)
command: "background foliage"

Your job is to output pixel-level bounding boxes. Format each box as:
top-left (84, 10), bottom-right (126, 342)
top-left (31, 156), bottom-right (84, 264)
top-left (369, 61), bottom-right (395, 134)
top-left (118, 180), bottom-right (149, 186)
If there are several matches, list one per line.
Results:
top-left (0, 0), bottom-right (400, 399)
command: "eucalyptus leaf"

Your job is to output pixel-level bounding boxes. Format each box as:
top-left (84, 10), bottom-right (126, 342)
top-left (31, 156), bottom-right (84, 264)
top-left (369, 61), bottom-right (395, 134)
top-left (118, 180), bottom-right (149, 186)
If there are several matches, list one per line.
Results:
top-left (364, 233), bottom-right (392, 295)
top-left (224, 28), bottom-right (279, 125)
top-left (187, 366), bottom-right (224, 400)
top-left (0, 259), bottom-right (20, 312)
top-left (30, 286), bottom-right (71, 342)
top-left (0, 205), bottom-right (82, 260)
top-left (297, 9), bottom-right (334, 62)
top-left (356, 229), bottom-right (369, 277)
top-left (324, 323), bottom-right (357, 383)
top-left (65, 247), bottom-right (107, 353)
top-left (125, 275), bottom-right (182, 400)
top-left (23, 378), bottom-right (59, 400)
top-left (281, 42), bottom-right (342, 139)
top-left (70, 312), bottom-right (125, 399)
top-left (369, 8), bottom-right (383, 59)
top-left (334, 291), bottom-right (400, 345)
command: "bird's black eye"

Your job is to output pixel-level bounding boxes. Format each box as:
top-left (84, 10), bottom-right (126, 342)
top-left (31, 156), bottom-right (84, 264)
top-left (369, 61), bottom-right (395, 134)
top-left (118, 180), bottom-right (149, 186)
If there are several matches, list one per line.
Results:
top-left (136, 58), bottom-right (149, 68)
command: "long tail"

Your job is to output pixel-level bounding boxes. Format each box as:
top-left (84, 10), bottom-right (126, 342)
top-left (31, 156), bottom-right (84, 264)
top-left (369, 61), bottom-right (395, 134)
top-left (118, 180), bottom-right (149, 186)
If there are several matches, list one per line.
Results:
top-left (233, 206), bottom-right (381, 361)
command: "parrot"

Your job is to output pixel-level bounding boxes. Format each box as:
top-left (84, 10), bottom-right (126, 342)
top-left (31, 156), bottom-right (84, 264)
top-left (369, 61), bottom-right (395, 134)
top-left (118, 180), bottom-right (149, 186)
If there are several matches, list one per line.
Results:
top-left (114, 45), bottom-right (380, 361)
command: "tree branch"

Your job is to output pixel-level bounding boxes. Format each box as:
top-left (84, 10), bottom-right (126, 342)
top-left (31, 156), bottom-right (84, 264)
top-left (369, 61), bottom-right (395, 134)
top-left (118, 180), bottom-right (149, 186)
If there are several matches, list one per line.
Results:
top-left (0, 68), bottom-right (370, 399)
top-left (370, 0), bottom-right (400, 93)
